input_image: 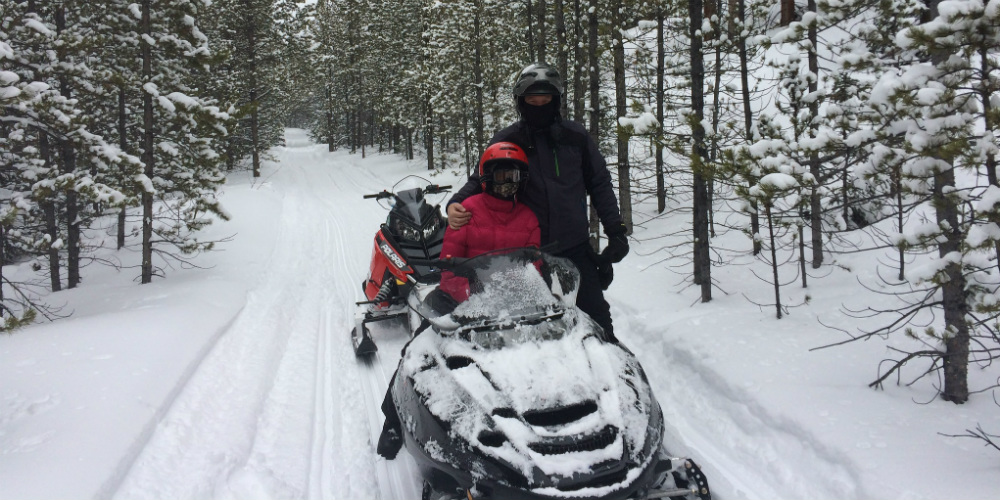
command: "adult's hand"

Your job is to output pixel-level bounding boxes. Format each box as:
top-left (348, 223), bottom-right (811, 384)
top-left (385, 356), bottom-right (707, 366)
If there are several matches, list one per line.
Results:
top-left (447, 203), bottom-right (471, 230)
top-left (603, 225), bottom-right (629, 263)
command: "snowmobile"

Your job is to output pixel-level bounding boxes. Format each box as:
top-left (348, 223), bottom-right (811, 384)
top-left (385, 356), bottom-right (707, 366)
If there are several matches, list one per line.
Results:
top-left (351, 176), bottom-right (450, 357)
top-left (389, 248), bottom-right (711, 500)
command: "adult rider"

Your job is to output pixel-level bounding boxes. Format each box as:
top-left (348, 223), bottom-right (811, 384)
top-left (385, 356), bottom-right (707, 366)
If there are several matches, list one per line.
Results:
top-left (446, 62), bottom-right (629, 343)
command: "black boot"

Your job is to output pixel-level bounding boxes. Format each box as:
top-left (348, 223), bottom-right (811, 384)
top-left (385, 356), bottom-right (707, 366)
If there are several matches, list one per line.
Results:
top-left (377, 420), bottom-right (403, 459)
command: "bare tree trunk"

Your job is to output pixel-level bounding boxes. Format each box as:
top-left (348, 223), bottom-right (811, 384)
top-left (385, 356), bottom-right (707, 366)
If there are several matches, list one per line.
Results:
top-left (537, 0), bottom-right (547, 62)
top-left (927, 0), bottom-right (968, 403)
top-left (587, 0), bottom-right (600, 250)
top-left (407, 127), bottom-right (413, 160)
top-left (473, 6), bottom-right (485, 158)
top-left (554, 0), bottom-right (568, 119)
top-left (117, 86), bottom-right (128, 250)
top-left (611, 0), bottom-right (631, 232)
top-left (0, 224), bottom-right (5, 315)
top-left (935, 164), bottom-right (970, 403)
top-left (141, 0), bottom-right (155, 284)
top-left (978, 47), bottom-right (1000, 272)
top-left (892, 166), bottom-right (905, 281)
top-left (425, 101), bottom-right (434, 171)
top-left (765, 203), bottom-right (782, 319)
top-left (526, 0), bottom-right (536, 62)
top-left (39, 132), bottom-right (61, 292)
top-left (710, 6), bottom-right (722, 238)
top-left (572, 0), bottom-right (586, 122)
top-left (55, 5), bottom-right (80, 289)
top-left (807, 0), bottom-right (823, 268)
top-left (690, 0), bottom-right (712, 302)
top-left (737, 0), bottom-right (760, 254)
top-left (245, 0), bottom-right (261, 177)
top-left (656, 11), bottom-right (666, 214)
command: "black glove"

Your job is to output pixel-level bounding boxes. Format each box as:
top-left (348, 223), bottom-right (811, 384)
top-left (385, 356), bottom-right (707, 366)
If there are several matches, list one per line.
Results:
top-left (597, 255), bottom-right (614, 290)
top-left (604, 225), bottom-right (630, 263)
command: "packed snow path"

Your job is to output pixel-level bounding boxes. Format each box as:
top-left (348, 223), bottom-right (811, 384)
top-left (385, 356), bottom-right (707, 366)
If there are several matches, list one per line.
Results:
top-left (111, 134), bottom-right (421, 499)
top-left (109, 130), bottom-right (861, 499)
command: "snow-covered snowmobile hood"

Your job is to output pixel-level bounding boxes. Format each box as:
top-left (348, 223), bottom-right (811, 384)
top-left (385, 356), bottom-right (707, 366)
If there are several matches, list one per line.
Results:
top-left (398, 250), bottom-right (662, 495)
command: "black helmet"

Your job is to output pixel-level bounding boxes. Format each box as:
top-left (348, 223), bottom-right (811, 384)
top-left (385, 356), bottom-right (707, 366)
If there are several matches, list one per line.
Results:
top-left (513, 63), bottom-right (564, 97)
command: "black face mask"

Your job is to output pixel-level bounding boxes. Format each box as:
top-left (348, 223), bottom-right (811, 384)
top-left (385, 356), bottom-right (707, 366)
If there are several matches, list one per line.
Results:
top-left (519, 99), bottom-right (558, 129)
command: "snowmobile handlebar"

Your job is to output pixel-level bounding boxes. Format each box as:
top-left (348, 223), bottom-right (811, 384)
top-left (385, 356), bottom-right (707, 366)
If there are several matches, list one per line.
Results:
top-left (362, 184), bottom-right (452, 200)
top-left (424, 184), bottom-right (451, 194)
top-left (362, 191), bottom-right (392, 200)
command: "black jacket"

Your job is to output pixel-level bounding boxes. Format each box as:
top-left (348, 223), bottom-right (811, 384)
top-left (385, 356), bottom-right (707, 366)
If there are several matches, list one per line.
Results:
top-left (450, 119), bottom-right (622, 253)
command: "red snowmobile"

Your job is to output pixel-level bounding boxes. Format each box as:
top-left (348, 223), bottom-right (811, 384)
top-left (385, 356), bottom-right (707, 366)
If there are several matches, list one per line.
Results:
top-left (351, 176), bottom-right (450, 357)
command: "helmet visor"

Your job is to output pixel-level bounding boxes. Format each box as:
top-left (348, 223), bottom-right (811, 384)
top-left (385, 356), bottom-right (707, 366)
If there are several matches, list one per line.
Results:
top-left (523, 82), bottom-right (558, 96)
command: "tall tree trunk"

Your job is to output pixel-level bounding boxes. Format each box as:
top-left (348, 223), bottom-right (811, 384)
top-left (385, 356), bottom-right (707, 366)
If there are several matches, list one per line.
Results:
top-left (326, 75), bottom-right (336, 152)
top-left (0, 224), bottom-right (5, 314)
top-left (572, 0), bottom-right (586, 122)
top-left (978, 46), bottom-right (1000, 272)
top-left (55, 4), bottom-right (79, 289)
top-left (554, 0), bottom-right (568, 119)
top-left (656, 11), bottom-right (666, 214)
top-left (587, 0), bottom-right (600, 250)
top-left (246, 0), bottom-right (261, 177)
top-left (737, 0), bottom-right (760, 254)
top-left (807, 0), bottom-right (823, 268)
top-left (710, 6), bottom-right (722, 237)
top-left (935, 163), bottom-right (970, 403)
top-left (526, 0), bottom-right (536, 62)
top-left (537, 0), bottom-right (547, 62)
top-left (612, 0), bottom-right (631, 232)
top-left (39, 132), bottom-right (61, 292)
top-left (140, 0), bottom-right (155, 284)
top-left (117, 86), bottom-right (128, 250)
top-left (407, 127), bottom-right (413, 160)
top-left (926, 0), bottom-right (968, 403)
top-left (473, 6), bottom-right (485, 158)
top-left (425, 101), bottom-right (435, 171)
top-left (690, 0), bottom-right (712, 302)
top-left (765, 203), bottom-right (783, 318)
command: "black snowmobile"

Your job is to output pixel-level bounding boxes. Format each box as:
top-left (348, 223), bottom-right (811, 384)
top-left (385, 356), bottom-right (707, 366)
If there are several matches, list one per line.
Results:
top-left (387, 248), bottom-right (711, 500)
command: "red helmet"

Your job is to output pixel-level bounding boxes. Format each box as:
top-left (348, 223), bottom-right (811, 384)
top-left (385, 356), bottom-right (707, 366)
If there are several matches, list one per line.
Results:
top-left (478, 142), bottom-right (530, 198)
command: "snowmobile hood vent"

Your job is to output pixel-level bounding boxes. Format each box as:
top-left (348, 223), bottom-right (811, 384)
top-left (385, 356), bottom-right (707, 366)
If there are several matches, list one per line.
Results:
top-left (527, 425), bottom-right (618, 455)
top-left (522, 400), bottom-right (598, 427)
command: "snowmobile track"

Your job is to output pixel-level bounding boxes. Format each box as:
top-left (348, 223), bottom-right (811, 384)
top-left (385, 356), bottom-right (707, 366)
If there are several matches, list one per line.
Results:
top-left (359, 339), bottom-right (424, 500)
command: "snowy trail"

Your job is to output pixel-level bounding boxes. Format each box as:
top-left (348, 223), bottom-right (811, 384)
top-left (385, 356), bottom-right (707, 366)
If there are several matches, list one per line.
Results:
top-left (110, 134), bottom-right (419, 499)
top-left (107, 130), bottom-right (855, 500)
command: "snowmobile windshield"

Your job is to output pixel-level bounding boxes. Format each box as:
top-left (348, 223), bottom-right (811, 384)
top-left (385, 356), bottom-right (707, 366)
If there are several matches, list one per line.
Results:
top-left (378, 175), bottom-right (449, 217)
top-left (414, 248), bottom-right (581, 344)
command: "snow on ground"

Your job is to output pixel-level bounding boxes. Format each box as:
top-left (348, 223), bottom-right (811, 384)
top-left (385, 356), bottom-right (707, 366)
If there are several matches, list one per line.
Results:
top-left (1, 128), bottom-right (997, 499)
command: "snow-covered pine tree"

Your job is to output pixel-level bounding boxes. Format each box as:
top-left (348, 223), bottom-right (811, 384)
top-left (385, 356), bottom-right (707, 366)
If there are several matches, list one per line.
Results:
top-left (121, 0), bottom-right (232, 284)
top-left (202, 0), bottom-right (299, 177)
top-left (1, 2), bottom-right (132, 329)
top-left (857, 0), bottom-right (1000, 404)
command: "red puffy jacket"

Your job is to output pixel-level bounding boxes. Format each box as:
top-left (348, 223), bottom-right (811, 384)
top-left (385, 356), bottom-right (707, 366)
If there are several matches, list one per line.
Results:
top-left (439, 193), bottom-right (540, 301)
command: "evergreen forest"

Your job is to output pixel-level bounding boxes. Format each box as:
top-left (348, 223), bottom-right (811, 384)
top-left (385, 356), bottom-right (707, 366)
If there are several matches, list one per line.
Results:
top-left (3, 0), bottom-right (1000, 409)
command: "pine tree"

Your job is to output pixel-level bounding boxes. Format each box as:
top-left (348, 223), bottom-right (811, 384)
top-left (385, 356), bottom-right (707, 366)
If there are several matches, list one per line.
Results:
top-left (124, 0), bottom-right (232, 283)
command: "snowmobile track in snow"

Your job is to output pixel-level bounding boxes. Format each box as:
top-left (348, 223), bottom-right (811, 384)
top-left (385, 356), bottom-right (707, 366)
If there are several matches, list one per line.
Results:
top-left (358, 330), bottom-right (424, 500)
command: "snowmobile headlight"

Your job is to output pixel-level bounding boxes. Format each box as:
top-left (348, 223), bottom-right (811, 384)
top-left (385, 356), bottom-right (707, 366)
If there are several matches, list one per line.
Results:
top-left (393, 218), bottom-right (422, 242)
top-left (422, 216), bottom-right (440, 239)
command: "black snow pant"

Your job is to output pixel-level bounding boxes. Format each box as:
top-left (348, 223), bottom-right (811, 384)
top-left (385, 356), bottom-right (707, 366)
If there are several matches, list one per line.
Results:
top-left (377, 370), bottom-right (403, 459)
top-left (377, 324), bottom-right (429, 460)
top-left (556, 242), bottom-right (617, 343)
